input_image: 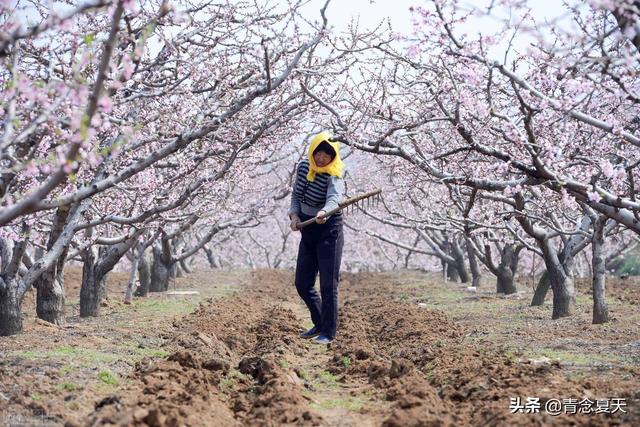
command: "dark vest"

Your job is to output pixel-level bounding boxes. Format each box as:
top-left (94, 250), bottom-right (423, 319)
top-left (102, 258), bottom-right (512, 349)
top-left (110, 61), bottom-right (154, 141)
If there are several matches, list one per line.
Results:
top-left (295, 160), bottom-right (330, 208)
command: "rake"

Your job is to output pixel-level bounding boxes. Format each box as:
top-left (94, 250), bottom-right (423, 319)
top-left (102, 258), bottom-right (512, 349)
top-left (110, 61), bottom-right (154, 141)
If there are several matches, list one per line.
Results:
top-left (297, 188), bottom-right (383, 230)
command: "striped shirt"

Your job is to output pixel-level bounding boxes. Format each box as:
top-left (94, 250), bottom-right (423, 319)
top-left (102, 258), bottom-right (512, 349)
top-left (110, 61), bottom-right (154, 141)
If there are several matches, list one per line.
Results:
top-left (289, 159), bottom-right (345, 217)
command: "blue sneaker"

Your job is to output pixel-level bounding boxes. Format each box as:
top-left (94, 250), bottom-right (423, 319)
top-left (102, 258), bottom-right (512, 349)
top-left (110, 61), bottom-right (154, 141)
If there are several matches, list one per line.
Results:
top-left (299, 326), bottom-right (321, 339)
top-left (313, 335), bottom-right (333, 345)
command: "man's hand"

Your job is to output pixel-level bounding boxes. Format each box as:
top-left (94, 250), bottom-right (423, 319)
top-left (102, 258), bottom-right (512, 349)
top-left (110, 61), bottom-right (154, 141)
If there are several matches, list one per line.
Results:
top-left (289, 214), bottom-right (301, 231)
top-left (315, 210), bottom-right (327, 224)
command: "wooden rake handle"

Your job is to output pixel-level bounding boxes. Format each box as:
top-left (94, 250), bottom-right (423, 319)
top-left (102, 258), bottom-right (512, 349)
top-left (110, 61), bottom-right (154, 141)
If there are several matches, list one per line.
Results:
top-left (297, 188), bottom-right (382, 230)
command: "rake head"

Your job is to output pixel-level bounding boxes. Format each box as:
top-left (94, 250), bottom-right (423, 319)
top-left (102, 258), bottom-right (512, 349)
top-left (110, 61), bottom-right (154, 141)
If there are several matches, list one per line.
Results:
top-left (297, 188), bottom-right (383, 229)
top-left (341, 188), bottom-right (382, 216)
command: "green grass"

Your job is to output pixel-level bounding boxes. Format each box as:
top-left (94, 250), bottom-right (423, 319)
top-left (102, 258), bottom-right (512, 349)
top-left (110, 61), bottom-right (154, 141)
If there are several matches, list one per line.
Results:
top-left (317, 370), bottom-right (339, 388)
top-left (65, 401), bottom-right (80, 411)
top-left (217, 369), bottom-right (250, 393)
top-left (14, 345), bottom-right (119, 364)
top-left (397, 293), bottom-right (410, 301)
top-left (218, 378), bottom-right (234, 393)
top-left (132, 299), bottom-right (198, 316)
top-left (575, 294), bottom-right (591, 305)
top-left (310, 396), bottom-right (367, 411)
top-left (339, 356), bottom-right (351, 369)
top-left (56, 382), bottom-right (82, 392)
top-left (277, 359), bottom-right (289, 369)
top-left (98, 370), bottom-right (118, 385)
top-left (503, 349), bottom-right (521, 362)
top-left (58, 364), bottom-right (75, 377)
top-left (297, 369), bottom-right (310, 381)
top-left (524, 348), bottom-right (622, 366)
top-left (132, 346), bottom-right (169, 359)
top-left (230, 369), bottom-right (250, 381)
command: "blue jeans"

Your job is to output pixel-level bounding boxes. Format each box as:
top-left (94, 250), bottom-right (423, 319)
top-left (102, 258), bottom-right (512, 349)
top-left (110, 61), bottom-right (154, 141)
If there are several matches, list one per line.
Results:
top-left (295, 213), bottom-right (344, 339)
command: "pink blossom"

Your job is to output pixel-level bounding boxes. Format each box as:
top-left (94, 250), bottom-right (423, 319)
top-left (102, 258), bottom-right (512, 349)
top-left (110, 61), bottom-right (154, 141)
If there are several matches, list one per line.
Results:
top-left (110, 80), bottom-right (124, 90)
top-left (587, 0), bottom-right (616, 11)
top-left (503, 184), bottom-right (522, 196)
top-left (407, 45), bottom-right (420, 58)
top-left (134, 46), bottom-right (144, 58)
top-left (587, 190), bottom-right (602, 203)
top-left (88, 152), bottom-right (103, 167)
top-left (0, 227), bottom-right (18, 241)
top-left (59, 18), bottom-right (73, 31)
top-left (70, 112), bottom-right (83, 131)
top-left (56, 145), bottom-right (66, 163)
top-left (16, 75), bottom-right (31, 94)
top-left (23, 162), bottom-right (38, 177)
top-left (601, 160), bottom-right (614, 179)
top-left (97, 96), bottom-right (113, 113)
top-left (123, 0), bottom-right (138, 13)
top-left (623, 26), bottom-right (636, 40)
top-left (123, 55), bottom-right (135, 80)
top-left (613, 167), bottom-right (626, 181)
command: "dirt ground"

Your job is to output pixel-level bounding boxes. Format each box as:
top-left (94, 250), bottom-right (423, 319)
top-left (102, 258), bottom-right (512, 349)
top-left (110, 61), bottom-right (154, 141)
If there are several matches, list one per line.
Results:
top-left (0, 268), bottom-right (638, 426)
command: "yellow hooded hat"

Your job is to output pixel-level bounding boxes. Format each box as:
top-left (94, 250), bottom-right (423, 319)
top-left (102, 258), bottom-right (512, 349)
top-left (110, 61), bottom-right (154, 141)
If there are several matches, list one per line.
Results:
top-left (307, 131), bottom-right (345, 182)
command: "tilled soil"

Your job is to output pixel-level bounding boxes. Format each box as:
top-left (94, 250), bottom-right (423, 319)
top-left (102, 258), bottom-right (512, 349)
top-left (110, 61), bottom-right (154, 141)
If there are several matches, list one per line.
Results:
top-left (1, 268), bottom-right (638, 426)
top-left (331, 273), bottom-right (639, 426)
top-left (89, 270), bottom-right (637, 426)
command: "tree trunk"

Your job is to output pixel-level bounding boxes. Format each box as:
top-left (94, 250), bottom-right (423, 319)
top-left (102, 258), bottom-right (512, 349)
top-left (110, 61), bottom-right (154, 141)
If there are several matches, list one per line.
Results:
top-left (495, 244), bottom-right (520, 295)
top-left (80, 235), bottom-right (140, 315)
top-left (514, 194), bottom-right (579, 319)
top-left (204, 247), bottom-right (220, 269)
top-left (548, 268), bottom-right (575, 319)
top-left (0, 283), bottom-right (22, 336)
top-left (34, 206), bottom-right (71, 325)
top-left (124, 255), bottom-right (139, 305)
top-left (452, 241), bottom-right (470, 283)
top-left (591, 217), bottom-right (609, 324)
top-left (496, 267), bottom-right (516, 294)
top-left (135, 250), bottom-right (151, 297)
top-left (0, 228), bottom-right (30, 336)
top-left (80, 248), bottom-right (106, 317)
top-left (174, 261), bottom-right (184, 278)
top-left (150, 245), bottom-right (172, 292)
top-left (179, 258), bottom-right (192, 275)
top-left (34, 265), bottom-right (65, 325)
top-left (465, 238), bottom-right (481, 288)
top-left (531, 270), bottom-right (550, 306)
top-left (446, 261), bottom-right (460, 282)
